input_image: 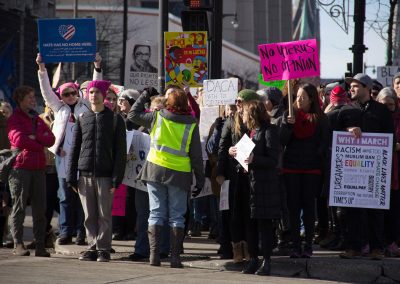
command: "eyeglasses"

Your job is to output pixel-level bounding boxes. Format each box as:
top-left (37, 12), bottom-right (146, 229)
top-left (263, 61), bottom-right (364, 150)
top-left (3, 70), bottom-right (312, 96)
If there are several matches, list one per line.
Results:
top-left (235, 99), bottom-right (243, 104)
top-left (62, 91), bottom-right (78, 98)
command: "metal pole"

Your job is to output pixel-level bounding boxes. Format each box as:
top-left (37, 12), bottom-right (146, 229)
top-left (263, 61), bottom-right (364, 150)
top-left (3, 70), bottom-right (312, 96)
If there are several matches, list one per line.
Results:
top-left (351, 0), bottom-right (366, 74)
top-left (210, 0), bottom-right (223, 79)
top-left (72, 0), bottom-right (78, 81)
top-left (121, 0), bottom-right (128, 85)
top-left (158, 0), bottom-right (168, 93)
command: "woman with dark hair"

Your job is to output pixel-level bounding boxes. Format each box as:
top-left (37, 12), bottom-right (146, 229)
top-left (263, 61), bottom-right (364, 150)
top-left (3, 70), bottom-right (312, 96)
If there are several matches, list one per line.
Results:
top-left (239, 100), bottom-right (280, 275)
top-left (128, 87), bottom-right (204, 268)
top-left (280, 83), bottom-right (330, 258)
top-left (7, 86), bottom-right (55, 257)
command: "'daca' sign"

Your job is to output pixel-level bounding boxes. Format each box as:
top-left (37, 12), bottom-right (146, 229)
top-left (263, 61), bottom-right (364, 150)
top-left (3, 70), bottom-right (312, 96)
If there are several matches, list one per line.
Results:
top-left (203, 78), bottom-right (238, 106)
top-left (258, 39), bottom-right (320, 82)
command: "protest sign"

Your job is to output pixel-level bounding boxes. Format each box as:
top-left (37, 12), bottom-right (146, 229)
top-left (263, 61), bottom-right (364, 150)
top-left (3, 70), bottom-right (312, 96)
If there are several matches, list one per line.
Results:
top-left (122, 130), bottom-right (150, 191)
top-left (258, 74), bottom-right (286, 90)
top-left (124, 38), bottom-right (158, 91)
top-left (234, 134), bottom-right (256, 172)
top-left (193, 177), bottom-right (213, 199)
top-left (376, 66), bottom-right (400, 87)
top-left (258, 39), bottom-right (320, 82)
top-left (329, 131), bottom-right (393, 209)
top-left (203, 78), bottom-right (238, 106)
top-left (165, 31), bottom-right (208, 87)
top-left (37, 18), bottom-right (96, 63)
top-left (112, 184), bottom-right (127, 216)
top-left (219, 180), bottom-right (230, 211)
top-left (199, 106), bottom-right (219, 160)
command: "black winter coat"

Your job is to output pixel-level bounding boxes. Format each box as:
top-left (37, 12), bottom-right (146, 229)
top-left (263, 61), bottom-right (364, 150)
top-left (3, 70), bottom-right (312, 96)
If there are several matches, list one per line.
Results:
top-left (248, 122), bottom-right (281, 219)
top-left (280, 111), bottom-right (330, 170)
top-left (337, 99), bottom-right (394, 134)
top-left (67, 107), bottom-right (127, 188)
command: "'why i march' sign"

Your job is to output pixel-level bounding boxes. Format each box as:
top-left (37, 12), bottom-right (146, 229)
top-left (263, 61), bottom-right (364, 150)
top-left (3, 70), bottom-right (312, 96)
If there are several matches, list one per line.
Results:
top-left (258, 39), bottom-right (320, 82)
top-left (38, 18), bottom-right (97, 63)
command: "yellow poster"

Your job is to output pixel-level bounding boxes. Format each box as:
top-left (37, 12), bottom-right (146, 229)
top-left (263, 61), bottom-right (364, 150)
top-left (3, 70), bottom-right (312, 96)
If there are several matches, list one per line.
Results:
top-left (164, 31), bottom-right (208, 87)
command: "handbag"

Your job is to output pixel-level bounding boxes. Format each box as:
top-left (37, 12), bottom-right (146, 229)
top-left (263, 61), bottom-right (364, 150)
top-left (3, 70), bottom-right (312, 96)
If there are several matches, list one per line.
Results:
top-left (0, 149), bottom-right (20, 183)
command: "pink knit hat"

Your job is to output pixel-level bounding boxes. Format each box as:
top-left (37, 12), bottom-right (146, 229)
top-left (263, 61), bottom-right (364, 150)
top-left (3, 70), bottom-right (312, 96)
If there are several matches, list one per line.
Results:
top-left (58, 82), bottom-right (79, 95)
top-left (86, 80), bottom-right (112, 100)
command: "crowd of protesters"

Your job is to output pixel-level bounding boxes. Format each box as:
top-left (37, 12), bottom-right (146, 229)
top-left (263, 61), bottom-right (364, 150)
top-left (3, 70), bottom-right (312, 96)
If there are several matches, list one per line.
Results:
top-left (0, 53), bottom-right (400, 276)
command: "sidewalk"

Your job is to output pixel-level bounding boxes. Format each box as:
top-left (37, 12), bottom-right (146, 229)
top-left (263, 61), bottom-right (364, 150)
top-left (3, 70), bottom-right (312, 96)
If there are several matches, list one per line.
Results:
top-left (16, 209), bottom-right (400, 284)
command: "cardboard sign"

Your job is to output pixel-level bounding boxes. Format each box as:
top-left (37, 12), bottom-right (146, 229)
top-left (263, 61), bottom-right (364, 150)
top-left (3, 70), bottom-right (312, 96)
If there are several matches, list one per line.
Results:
top-left (122, 130), bottom-right (150, 191)
top-left (329, 131), bottom-right (393, 209)
top-left (37, 18), bottom-right (96, 63)
top-left (199, 106), bottom-right (219, 160)
top-left (376, 66), bottom-right (400, 87)
top-left (165, 31), bottom-right (208, 87)
top-left (203, 78), bottom-right (238, 106)
top-left (124, 39), bottom-right (158, 91)
top-left (258, 39), bottom-right (320, 82)
top-left (112, 184), bottom-right (127, 216)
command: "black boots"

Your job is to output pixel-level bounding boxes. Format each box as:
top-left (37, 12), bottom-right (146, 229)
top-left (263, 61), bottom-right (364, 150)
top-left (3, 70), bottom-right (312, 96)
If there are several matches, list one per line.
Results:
top-left (170, 227), bottom-right (184, 268)
top-left (148, 225), bottom-right (162, 266)
top-left (242, 257), bottom-right (259, 274)
top-left (255, 258), bottom-right (271, 276)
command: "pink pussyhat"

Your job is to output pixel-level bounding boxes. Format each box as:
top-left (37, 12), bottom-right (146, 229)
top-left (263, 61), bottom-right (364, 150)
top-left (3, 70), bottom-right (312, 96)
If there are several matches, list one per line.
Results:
top-left (86, 80), bottom-right (112, 100)
top-left (57, 82), bottom-right (79, 95)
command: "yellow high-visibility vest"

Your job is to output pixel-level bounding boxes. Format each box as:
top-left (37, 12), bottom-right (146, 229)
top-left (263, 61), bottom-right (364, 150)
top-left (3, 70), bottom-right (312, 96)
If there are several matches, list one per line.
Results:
top-left (147, 112), bottom-right (196, 172)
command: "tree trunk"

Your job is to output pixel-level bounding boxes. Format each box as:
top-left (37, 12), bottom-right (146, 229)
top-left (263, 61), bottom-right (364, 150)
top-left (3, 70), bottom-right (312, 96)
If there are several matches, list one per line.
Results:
top-left (386, 0), bottom-right (397, 66)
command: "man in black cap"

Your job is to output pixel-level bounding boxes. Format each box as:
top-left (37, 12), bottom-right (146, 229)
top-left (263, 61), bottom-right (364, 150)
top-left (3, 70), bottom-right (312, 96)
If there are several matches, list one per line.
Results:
top-left (337, 73), bottom-right (394, 260)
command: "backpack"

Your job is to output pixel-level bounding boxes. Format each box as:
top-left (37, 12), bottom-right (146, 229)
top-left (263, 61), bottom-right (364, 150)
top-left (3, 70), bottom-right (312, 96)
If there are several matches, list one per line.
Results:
top-left (0, 149), bottom-right (20, 183)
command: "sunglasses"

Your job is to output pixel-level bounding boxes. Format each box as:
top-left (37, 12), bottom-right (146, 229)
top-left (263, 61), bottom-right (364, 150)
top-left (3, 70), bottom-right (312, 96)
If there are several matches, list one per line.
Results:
top-left (62, 91), bottom-right (78, 98)
top-left (235, 99), bottom-right (243, 104)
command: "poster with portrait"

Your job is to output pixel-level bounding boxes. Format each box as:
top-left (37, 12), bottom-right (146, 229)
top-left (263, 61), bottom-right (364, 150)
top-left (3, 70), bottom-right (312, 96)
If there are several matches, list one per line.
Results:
top-left (164, 31), bottom-right (208, 87)
top-left (122, 130), bottom-right (150, 191)
top-left (124, 38), bottom-right (158, 91)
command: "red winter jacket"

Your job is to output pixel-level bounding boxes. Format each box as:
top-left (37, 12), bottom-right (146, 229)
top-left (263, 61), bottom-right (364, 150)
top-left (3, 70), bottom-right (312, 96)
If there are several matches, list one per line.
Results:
top-left (7, 108), bottom-right (55, 170)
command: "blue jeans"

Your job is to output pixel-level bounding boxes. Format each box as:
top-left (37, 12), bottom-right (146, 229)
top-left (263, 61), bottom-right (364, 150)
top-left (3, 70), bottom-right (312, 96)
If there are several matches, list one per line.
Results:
top-left (135, 189), bottom-right (169, 256)
top-left (147, 181), bottom-right (188, 229)
top-left (56, 155), bottom-right (85, 237)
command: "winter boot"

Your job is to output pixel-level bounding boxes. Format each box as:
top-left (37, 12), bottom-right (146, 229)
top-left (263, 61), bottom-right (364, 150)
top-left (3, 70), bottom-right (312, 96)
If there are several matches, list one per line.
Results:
top-left (13, 243), bottom-right (30, 256)
top-left (148, 225), bottom-right (162, 266)
top-left (242, 257), bottom-right (259, 274)
top-left (241, 241), bottom-right (250, 261)
top-left (35, 242), bottom-right (50, 257)
top-left (232, 242), bottom-right (244, 263)
top-left (255, 257), bottom-right (271, 276)
top-left (170, 227), bottom-right (184, 268)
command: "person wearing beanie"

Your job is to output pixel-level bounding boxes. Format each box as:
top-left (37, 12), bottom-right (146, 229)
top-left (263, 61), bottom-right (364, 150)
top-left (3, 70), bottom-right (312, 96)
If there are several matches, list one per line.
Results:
top-left (36, 53), bottom-right (92, 247)
top-left (216, 88), bottom-right (260, 268)
top-left (338, 73), bottom-right (394, 260)
top-left (371, 80), bottom-right (384, 100)
top-left (66, 79), bottom-right (126, 262)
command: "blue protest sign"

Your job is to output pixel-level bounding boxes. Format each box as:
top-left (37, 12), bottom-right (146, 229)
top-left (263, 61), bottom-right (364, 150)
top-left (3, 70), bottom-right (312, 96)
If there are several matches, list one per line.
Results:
top-left (37, 18), bottom-right (96, 63)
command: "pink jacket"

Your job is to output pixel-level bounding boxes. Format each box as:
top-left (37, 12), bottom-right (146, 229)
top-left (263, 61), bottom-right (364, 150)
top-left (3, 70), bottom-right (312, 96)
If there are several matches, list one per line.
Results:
top-left (7, 108), bottom-right (55, 170)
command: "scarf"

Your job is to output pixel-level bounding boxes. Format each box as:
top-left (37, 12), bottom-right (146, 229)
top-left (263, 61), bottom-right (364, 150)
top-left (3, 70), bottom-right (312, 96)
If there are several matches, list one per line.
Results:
top-left (293, 110), bottom-right (317, 139)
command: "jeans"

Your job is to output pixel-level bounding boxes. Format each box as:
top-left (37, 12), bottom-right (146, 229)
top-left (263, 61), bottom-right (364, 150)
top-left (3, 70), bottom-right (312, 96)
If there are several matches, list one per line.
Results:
top-left (56, 155), bottom-right (85, 238)
top-left (135, 189), bottom-right (170, 256)
top-left (147, 181), bottom-right (188, 228)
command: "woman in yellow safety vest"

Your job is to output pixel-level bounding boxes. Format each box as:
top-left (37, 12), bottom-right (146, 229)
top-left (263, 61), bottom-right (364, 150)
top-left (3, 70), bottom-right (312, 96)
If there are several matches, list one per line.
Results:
top-left (128, 86), bottom-right (204, 268)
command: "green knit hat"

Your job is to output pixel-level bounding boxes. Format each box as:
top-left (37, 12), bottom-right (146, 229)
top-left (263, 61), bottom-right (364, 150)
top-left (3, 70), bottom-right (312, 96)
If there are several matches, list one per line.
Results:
top-left (238, 89), bottom-right (259, 102)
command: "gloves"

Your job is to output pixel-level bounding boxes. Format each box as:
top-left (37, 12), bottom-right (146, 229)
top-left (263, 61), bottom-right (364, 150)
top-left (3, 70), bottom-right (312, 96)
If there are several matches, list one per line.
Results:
top-left (143, 86), bottom-right (159, 98)
top-left (191, 186), bottom-right (202, 198)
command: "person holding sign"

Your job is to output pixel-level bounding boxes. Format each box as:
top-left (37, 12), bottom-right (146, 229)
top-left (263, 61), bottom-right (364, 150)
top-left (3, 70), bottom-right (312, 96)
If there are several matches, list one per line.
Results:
top-left (238, 100), bottom-right (280, 275)
top-left (337, 73), bottom-right (394, 260)
top-left (280, 83), bottom-right (330, 258)
top-left (128, 87), bottom-right (204, 268)
top-left (216, 89), bottom-right (259, 264)
top-left (36, 53), bottom-right (102, 246)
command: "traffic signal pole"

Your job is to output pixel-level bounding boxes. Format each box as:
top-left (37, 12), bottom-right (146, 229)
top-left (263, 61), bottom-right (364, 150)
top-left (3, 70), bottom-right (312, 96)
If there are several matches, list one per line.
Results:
top-left (210, 0), bottom-right (222, 79)
top-left (158, 0), bottom-right (169, 93)
top-left (351, 0), bottom-right (366, 74)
